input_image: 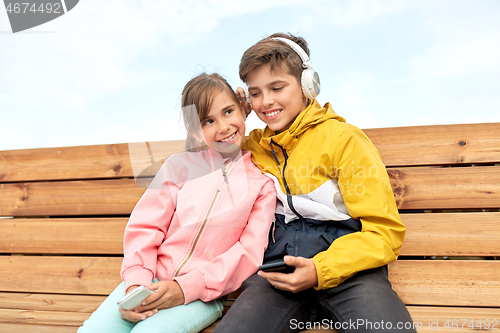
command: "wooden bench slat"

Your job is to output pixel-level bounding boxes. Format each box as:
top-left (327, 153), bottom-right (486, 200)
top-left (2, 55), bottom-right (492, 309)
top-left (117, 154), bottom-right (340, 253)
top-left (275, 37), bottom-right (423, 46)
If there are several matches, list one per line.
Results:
top-left (0, 144), bottom-right (133, 182)
top-left (365, 122), bottom-right (500, 167)
top-left (400, 212), bottom-right (500, 256)
top-left (2, 212), bottom-right (498, 256)
top-left (0, 256), bottom-right (122, 295)
top-left (416, 328), bottom-right (481, 333)
top-left (0, 292), bottom-right (105, 313)
top-left (1, 123), bottom-right (499, 183)
top-left (389, 165), bottom-right (500, 210)
top-left (0, 141), bottom-right (186, 183)
top-left (408, 305), bottom-right (500, 332)
top-left (0, 179), bottom-right (145, 217)
top-left (2, 302), bottom-right (500, 333)
top-left (0, 323), bottom-right (79, 333)
top-left (389, 260), bottom-right (500, 307)
top-left (3, 257), bottom-right (499, 307)
top-left (2, 166), bottom-right (499, 217)
top-left (0, 218), bottom-right (127, 254)
top-left (0, 308), bottom-right (89, 327)
top-left (191, 305), bottom-right (500, 333)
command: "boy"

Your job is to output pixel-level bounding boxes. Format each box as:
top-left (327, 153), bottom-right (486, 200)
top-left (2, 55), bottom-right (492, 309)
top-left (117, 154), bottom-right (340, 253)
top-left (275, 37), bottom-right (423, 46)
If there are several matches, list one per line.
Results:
top-left (214, 33), bottom-right (416, 332)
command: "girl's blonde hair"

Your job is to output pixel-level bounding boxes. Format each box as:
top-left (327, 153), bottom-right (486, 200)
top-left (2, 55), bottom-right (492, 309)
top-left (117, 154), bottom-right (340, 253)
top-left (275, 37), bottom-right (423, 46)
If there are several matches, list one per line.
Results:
top-left (181, 73), bottom-right (241, 151)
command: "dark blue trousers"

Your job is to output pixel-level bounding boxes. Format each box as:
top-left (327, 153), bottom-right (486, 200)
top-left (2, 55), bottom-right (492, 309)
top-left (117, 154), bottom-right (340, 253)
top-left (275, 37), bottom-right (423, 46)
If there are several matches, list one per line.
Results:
top-left (214, 265), bottom-right (416, 333)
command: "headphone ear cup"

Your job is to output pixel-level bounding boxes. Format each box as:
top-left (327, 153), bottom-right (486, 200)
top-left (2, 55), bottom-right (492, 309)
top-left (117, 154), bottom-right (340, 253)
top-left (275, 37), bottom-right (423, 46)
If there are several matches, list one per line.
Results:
top-left (301, 69), bottom-right (321, 99)
top-left (244, 86), bottom-right (252, 109)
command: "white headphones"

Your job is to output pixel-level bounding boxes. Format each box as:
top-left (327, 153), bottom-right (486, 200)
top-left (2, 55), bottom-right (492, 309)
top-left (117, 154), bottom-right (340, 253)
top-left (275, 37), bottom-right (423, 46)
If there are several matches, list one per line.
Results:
top-left (273, 37), bottom-right (321, 99)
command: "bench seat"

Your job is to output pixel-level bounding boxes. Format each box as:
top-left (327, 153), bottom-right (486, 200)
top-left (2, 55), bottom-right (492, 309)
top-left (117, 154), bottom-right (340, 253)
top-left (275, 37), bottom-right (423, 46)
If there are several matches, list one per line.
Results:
top-left (1, 123), bottom-right (499, 332)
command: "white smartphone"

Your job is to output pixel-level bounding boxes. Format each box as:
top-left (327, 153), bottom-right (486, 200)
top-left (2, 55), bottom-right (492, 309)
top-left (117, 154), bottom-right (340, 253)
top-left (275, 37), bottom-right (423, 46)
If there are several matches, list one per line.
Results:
top-left (117, 285), bottom-right (154, 310)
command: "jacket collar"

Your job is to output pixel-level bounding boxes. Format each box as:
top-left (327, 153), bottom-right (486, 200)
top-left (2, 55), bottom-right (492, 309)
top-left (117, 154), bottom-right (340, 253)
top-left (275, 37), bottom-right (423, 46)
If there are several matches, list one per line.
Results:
top-left (200, 148), bottom-right (250, 171)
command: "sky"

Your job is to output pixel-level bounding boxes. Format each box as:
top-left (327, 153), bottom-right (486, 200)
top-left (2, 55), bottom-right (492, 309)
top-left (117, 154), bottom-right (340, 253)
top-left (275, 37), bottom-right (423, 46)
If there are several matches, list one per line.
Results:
top-left (1, 0), bottom-right (499, 151)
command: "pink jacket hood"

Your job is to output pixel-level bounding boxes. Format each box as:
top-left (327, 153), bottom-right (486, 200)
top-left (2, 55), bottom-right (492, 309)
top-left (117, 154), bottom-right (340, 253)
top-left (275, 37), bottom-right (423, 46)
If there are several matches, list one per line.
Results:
top-left (121, 149), bottom-right (276, 304)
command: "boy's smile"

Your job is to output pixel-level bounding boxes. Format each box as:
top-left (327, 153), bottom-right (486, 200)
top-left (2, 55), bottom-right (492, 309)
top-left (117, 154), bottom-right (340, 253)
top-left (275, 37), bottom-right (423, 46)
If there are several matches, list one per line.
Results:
top-left (247, 64), bottom-right (308, 133)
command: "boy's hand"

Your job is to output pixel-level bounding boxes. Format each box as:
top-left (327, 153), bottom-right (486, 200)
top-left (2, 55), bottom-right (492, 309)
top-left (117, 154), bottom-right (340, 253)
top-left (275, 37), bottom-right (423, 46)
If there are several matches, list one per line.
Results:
top-left (132, 281), bottom-right (185, 313)
top-left (236, 86), bottom-right (252, 118)
top-left (258, 256), bottom-right (318, 293)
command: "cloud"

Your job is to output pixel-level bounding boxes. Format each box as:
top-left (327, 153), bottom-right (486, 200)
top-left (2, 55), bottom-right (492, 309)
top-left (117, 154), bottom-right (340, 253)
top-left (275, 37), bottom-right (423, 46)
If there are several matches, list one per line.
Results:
top-left (1, 0), bottom-right (499, 151)
top-left (0, 0), bottom-right (307, 111)
top-left (1, 0), bottom-right (314, 150)
top-left (304, 0), bottom-right (411, 27)
top-left (329, 72), bottom-right (379, 128)
top-left (0, 129), bottom-right (35, 151)
top-left (410, 32), bottom-right (500, 78)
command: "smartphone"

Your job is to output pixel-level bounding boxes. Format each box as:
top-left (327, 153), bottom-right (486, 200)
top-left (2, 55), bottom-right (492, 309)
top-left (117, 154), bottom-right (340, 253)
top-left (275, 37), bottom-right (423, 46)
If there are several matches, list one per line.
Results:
top-left (259, 259), bottom-right (295, 273)
top-left (117, 285), bottom-right (154, 310)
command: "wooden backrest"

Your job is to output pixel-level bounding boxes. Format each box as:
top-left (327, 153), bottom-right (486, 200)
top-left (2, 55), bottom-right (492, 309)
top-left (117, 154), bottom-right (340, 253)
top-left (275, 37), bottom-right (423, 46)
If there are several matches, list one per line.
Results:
top-left (1, 123), bottom-right (499, 306)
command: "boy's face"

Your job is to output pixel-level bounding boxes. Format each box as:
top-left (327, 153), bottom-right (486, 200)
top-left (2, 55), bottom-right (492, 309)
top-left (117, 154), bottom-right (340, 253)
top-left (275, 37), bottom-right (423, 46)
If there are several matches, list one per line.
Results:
top-left (247, 64), bottom-right (308, 133)
top-left (202, 90), bottom-right (246, 152)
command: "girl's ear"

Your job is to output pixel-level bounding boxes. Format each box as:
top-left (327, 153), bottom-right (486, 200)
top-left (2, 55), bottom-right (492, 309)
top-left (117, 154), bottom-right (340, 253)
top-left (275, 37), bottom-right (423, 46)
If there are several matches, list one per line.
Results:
top-left (239, 106), bottom-right (247, 120)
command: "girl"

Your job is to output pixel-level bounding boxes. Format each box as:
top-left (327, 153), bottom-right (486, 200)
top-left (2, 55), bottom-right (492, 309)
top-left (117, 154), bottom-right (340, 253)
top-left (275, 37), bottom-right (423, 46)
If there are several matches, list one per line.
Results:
top-left (78, 73), bottom-right (277, 333)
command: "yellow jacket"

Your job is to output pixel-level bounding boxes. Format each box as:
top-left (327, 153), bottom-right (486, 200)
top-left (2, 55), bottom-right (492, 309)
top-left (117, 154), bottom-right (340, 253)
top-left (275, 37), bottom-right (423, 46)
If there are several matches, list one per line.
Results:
top-left (244, 99), bottom-right (405, 289)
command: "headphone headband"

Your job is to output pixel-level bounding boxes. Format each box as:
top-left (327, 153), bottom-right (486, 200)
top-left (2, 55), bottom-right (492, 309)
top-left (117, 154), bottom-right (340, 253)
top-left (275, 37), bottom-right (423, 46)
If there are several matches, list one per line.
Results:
top-left (272, 37), bottom-right (313, 70)
top-left (271, 36), bottom-right (321, 99)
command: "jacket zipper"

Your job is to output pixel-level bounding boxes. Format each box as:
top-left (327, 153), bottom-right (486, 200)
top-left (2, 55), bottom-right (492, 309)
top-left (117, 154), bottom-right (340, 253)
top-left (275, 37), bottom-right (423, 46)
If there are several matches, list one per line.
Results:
top-left (174, 189), bottom-right (220, 277)
top-left (173, 160), bottom-right (233, 277)
top-left (222, 161), bottom-right (233, 184)
top-left (270, 140), bottom-right (304, 256)
top-left (269, 140), bottom-right (303, 219)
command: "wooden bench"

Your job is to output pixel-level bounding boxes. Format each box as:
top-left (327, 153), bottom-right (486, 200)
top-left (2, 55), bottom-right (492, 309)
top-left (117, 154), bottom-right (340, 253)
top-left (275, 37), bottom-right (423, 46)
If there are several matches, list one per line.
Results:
top-left (1, 122), bottom-right (499, 333)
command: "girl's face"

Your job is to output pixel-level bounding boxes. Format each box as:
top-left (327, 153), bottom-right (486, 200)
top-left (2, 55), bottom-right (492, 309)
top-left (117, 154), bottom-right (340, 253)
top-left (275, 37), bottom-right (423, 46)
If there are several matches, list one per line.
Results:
top-left (202, 90), bottom-right (246, 151)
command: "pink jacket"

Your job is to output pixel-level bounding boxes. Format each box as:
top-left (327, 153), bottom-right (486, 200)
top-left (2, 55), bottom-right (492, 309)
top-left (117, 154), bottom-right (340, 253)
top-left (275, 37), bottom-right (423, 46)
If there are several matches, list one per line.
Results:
top-left (121, 149), bottom-right (276, 304)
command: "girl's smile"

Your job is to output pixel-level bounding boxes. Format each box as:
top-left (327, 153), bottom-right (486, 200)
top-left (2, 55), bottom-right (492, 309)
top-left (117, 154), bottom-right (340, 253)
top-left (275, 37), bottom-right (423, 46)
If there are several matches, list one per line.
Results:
top-left (202, 90), bottom-right (246, 150)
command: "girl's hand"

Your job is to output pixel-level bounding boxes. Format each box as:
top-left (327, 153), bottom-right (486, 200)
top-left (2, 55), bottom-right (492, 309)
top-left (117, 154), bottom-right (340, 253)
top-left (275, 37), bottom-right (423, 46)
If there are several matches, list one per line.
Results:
top-left (133, 281), bottom-right (185, 313)
top-left (119, 285), bottom-right (158, 323)
top-left (236, 86), bottom-right (252, 118)
top-left (258, 256), bottom-right (318, 293)
top-left (119, 307), bottom-right (157, 323)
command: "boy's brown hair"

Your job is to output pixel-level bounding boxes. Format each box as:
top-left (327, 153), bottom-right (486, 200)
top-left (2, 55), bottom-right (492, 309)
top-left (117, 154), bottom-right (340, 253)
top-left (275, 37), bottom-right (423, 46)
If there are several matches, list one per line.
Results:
top-left (239, 32), bottom-right (310, 84)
